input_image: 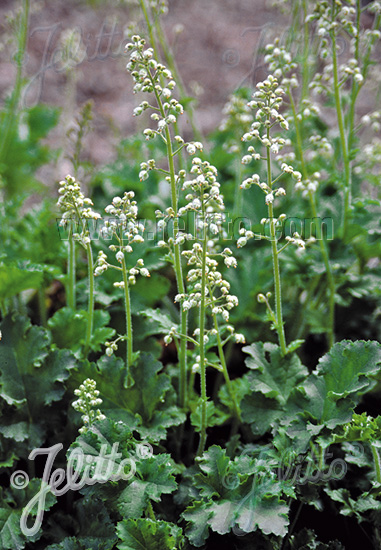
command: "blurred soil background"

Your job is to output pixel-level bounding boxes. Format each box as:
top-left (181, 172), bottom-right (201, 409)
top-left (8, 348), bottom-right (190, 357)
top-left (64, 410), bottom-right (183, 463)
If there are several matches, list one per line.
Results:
top-left (0, 0), bottom-right (379, 189)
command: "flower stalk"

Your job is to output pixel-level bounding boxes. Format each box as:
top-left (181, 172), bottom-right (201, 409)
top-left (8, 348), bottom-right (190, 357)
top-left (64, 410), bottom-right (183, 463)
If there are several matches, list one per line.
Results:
top-left (266, 126), bottom-right (287, 356)
top-left (121, 255), bottom-right (133, 369)
top-left (96, 192), bottom-right (147, 378)
top-left (58, 175), bottom-right (100, 355)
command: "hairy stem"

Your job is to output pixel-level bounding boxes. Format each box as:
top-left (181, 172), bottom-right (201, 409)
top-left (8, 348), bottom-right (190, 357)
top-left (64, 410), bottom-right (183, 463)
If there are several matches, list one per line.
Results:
top-left (151, 80), bottom-right (188, 408)
top-left (212, 313), bottom-right (241, 421)
top-left (347, 0), bottom-right (361, 155)
top-left (266, 127), bottom-right (287, 355)
top-left (139, 0), bottom-right (202, 144)
top-left (371, 445), bottom-right (381, 484)
top-left (122, 256), bottom-right (133, 373)
top-left (67, 234), bottom-right (76, 310)
top-left (196, 223), bottom-right (208, 457)
top-left (83, 242), bottom-right (94, 357)
top-left (331, 13), bottom-right (351, 237)
top-left (301, 0), bottom-right (310, 101)
top-left (0, 0), bottom-right (30, 175)
top-left (288, 90), bottom-right (335, 347)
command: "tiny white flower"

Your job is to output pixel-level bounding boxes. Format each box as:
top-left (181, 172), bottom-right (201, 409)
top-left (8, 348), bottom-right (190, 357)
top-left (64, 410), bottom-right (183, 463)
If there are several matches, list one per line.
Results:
top-left (265, 193), bottom-right (274, 204)
top-left (224, 256), bottom-right (237, 268)
top-left (187, 144), bottom-right (196, 155)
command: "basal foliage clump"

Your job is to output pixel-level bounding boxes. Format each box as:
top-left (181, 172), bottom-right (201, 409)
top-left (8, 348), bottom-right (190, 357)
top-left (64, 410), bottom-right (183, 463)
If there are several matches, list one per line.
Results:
top-left (0, 0), bottom-right (381, 549)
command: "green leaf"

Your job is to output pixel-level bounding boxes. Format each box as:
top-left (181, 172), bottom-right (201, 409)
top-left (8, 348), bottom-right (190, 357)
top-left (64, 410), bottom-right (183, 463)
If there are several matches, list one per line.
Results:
top-left (285, 339), bottom-right (304, 354)
top-left (0, 314), bottom-right (48, 404)
top-left (0, 263), bottom-right (43, 300)
top-left (195, 446), bottom-right (231, 498)
top-left (325, 488), bottom-right (381, 520)
top-left (0, 314), bottom-right (77, 447)
top-left (181, 502), bottom-right (212, 547)
top-left (183, 446), bottom-right (291, 544)
top-left (333, 413), bottom-right (381, 444)
top-left (0, 480), bottom-right (56, 550)
top-left (48, 308), bottom-right (115, 353)
top-left (288, 340), bottom-right (381, 430)
top-left (116, 519), bottom-right (183, 550)
top-left (117, 453), bottom-right (177, 518)
top-left (139, 308), bottom-right (178, 336)
top-left (241, 392), bottom-right (284, 436)
top-left (243, 343), bottom-right (308, 405)
top-left (239, 343), bottom-right (309, 436)
top-left (316, 340), bottom-right (381, 399)
top-left (45, 497), bottom-right (117, 549)
top-left (190, 399), bottom-right (229, 432)
top-left (71, 353), bottom-right (184, 441)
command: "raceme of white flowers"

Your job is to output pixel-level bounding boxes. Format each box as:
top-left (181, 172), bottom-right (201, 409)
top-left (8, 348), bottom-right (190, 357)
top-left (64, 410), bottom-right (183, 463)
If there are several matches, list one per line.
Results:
top-left (58, 174), bottom-right (101, 247)
top-left (240, 75), bottom-right (307, 249)
top-left (72, 378), bottom-right (105, 433)
top-left (178, 158), bottom-right (244, 343)
top-left (95, 191), bottom-right (148, 286)
top-left (125, 35), bottom-right (245, 349)
top-left (307, 1), bottom-right (380, 92)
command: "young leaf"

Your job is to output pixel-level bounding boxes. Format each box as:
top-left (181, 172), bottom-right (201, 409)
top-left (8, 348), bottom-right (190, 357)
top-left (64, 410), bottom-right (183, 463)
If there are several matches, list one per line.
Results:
top-left (116, 519), bottom-right (183, 550)
top-left (117, 453), bottom-right (177, 518)
top-left (190, 399), bottom-right (229, 432)
top-left (325, 488), bottom-right (381, 520)
top-left (242, 343), bottom-right (308, 405)
top-left (287, 340), bottom-right (381, 430)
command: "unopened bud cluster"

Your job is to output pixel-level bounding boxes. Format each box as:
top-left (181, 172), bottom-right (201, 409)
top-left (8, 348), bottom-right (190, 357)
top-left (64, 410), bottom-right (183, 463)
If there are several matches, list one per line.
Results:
top-left (126, 35), bottom-right (183, 139)
top-left (72, 378), bottom-right (105, 433)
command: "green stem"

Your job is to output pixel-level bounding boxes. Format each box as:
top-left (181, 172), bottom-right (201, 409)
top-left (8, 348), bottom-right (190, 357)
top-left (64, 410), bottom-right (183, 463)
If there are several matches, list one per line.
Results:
top-left (139, 0), bottom-right (202, 143)
top-left (151, 76), bottom-right (188, 408)
top-left (288, 91), bottom-right (335, 347)
top-left (83, 242), bottom-right (94, 357)
top-left (331, 13), bottom-right (351, 237)
top-left (362, 13), bottom-right (381, 82)
top-left (233, 154), bottom-right (244, 219)
top-left (146, 500), bottom-right (156, 521)
top-left (196, 226), bottom-right (208, 457)
top-left (38, 287), bottom-right (47, 328)
top-left (266, 128), bottom-right (287, 355)
top-left (347, 0), bottom-right (361, 155)
top-left (301, 0), bottom-right (310, 101)
top-left (212, 313), bottom-right (241, 421)
top-left (154, 18), bottom-right (202, 143)
top-left (67, 235), bottom-right (76, 309)
top-left (138, 0), bottom-right (160, 60)
top-left (122, 256), bottom-right (133, 373)
top-left (371, 445), bottom-right (381, 484)
top-left (0, 0), bottom-right (30, 176)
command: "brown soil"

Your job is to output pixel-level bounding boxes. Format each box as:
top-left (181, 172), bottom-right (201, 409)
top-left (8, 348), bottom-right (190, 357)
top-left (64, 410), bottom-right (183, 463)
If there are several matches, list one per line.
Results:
top-left (0, 0), bottom-right (379, 185)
